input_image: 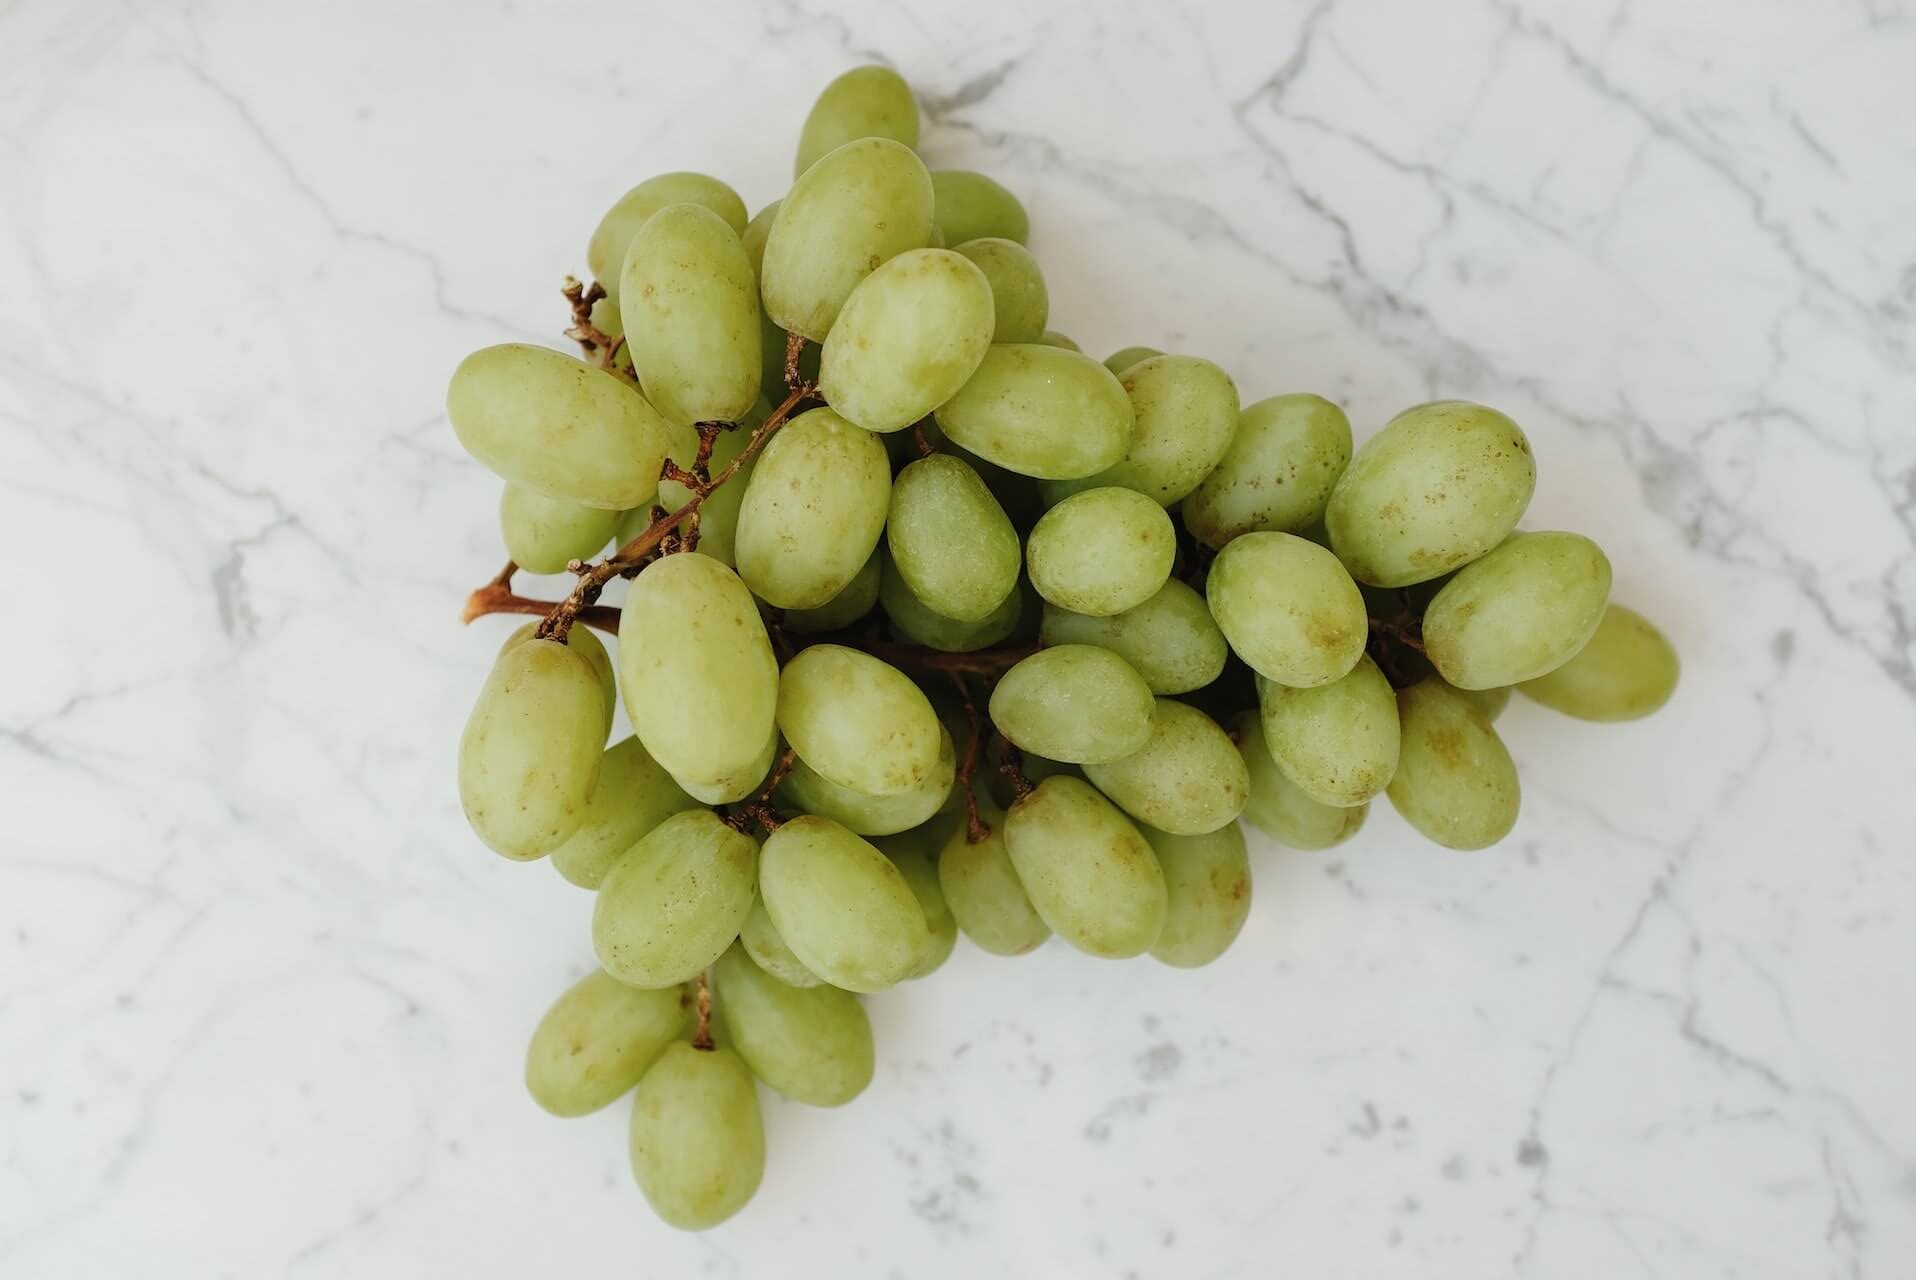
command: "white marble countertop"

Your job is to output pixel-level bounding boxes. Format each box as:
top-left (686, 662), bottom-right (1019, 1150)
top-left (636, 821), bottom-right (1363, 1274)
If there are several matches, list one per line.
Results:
top-left (4, 1), bottom-right (1914, 1276)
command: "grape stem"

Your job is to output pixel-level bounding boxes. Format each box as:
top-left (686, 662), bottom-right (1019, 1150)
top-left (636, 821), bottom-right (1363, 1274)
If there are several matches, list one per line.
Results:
top-left (723, 746), bottom-right (798, 834)
top-left (561, 277), bottom-right (632, 383)
top-left (996, 739), bottom-right (1034, 802)
top-left (949, 674), bottom-right (991, 843)
top-left (691, 971), bottom-right (715, 1052)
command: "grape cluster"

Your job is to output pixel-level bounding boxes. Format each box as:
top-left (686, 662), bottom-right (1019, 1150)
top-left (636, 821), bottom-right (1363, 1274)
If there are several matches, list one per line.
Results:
top-left (450, 65), bottom-right (1680, 1230)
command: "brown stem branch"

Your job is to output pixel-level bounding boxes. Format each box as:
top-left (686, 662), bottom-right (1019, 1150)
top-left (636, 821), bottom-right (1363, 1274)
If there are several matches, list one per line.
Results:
top-left (691, 971), bottom-right (714, 1051)
top-left (783, 330), bottom-right (806, 391)
top-left (561, 277), bottom-right (634, 383)
top-left (949, 674), bottom-right (990, 843)
top-left (723, 746), bottom-right (799, 834)
top-left (996, 739), bottom-right (1034, 802)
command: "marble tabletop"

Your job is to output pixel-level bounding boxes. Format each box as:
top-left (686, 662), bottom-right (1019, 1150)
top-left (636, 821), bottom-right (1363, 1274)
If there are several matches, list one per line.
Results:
top-left (4, 0), bottom-right (1914, 1276)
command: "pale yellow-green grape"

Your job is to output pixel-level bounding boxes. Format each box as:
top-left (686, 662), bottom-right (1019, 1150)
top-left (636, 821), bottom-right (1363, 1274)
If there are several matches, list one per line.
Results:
top-left (742, 201), bottom-right (780, 275)
top-left (734, 407), bottom-right (891, 608)
top-left (586, 173), bottom-right (749, 300)
top-left (1423, 531), bottom-right (1612, 689)
top-left (458, 639), bottom-right (607, 860)
top-left (1144, 823), bottom-right (1252, 969)
top-left (777, 724), bottom-right (955, 835)
top-left (762, 138), bottom-right (935, 340)
top-left (647, 403), bottom-right (768, 568)
top-left (1083, 699), bottom-right (1249, 835)
top-left (676, 726), bottom-right (779, 808)
top-left (936, 803), bottom-right (1050, 955)
top-left (1003, 776), bottom-right (1166, 958)
top-left (782, 550), bottom-right (881, 633)
top-left (880, 548), bottom-right (1024, 651)
top-left (593, 809), bottom-right (758, 987)
top-left (887, 455), bottom-right (1021, 621)
top-left (953, 237), bottom-right (1047, 343)
top-left (1025, 487), bottom-right (1176, 616)
top-left (620, 554), bottom-right (778, 802)
top-left (619, 204), bottom-right (762, 428)
top-left (525, 971), bottom-right (688, 1117)
top-left (1255, 656), bottom-right (1400, 807)
top-left (1455, 685), bottom-right (1513, 721)
top-left (931, 170), bottom-right (1029, 245)
top-left (795, 65), bottom-right (920, 177)
top-left (586, 295), bottom-right (635, 378)
top-left (447, 344), bottom-right (676, 510)
top-left (1326, 400), bottom-right (1536, 587)
top-left (550, 736), bottom-right (701, 889)
top-left (1049, 356), bottom-right (1239, 506)
top-left (819, 249), bottom-right (996, 433)
top-left (1038, 580), bottom-right (1229, 695)
top-left (1205, 531), bottom-right (1368, 688)
top-left (713, 944), bottom-right (874, 1105)
top-left (499, 621), bottom-right (616, 739)
top-left (1387, 680), bottom-right (1521, 850)
top-left (988, 645), bottom-right (1154, 763)
top-left (1519, 603), bottom-right (1679, 721)
top-left (1183, 394), bottom-right (1352, 549)
top-left (1038, 330), bottom-right (1078, 350)
top-left (740, 897), bottom-right (823, 988)
top-left (1232, 711), bottom-right (1366, 850)
top-left (877, 836), bottom-right (956, 977)
top-left (499, 484), bottom-right (621, 575)
top-left (628, 1043), bottom-right (764, 1231)
top-left (777, 644), bottom-right (942, 795)
top-left (758, 816), bottom-right (931, 992)
top-left (935, 344), bottom-right (1134, 479)
top-left (1104, 345), bottom-right (1162, 376)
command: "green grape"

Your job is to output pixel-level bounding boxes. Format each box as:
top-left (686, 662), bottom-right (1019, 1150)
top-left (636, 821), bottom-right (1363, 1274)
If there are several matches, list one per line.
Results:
top-left (740, 897), bottom-right (824, 987)
top-left (647, 402), bottom-right (768, 568)
top-left (930, 169), bottom-right (1029, 245)
top-left (1144, 823), bottom-right (1252, 969)
top-left (1387, 680), bottom-right (1520, 850)
top-left (877, 836), bottom-right (957, 977)
top-left (782, 549), bottom-right (881, 633)
top-left (525, 971), bottom-right (688, 1117)
top-left (593, 809), bottom-right (758, 987)
top-left (1326, 400), bottom-right (1536, 588)
top-left (713, 944), bottom-right (874, 1105)
top-left (1002, 776), bottom-right (1166, 958)
top-left (587, 295), bottom-right (635, 377)
top-left (619, 553), bottom-right (778, 803)
top-left (988, 645), bottom-right (1155, 763)
top-left (762, 138), bottom-right (934, 341)
top-left (952, 238), bottom-right (1047, 343)
top-left (734, 406), bottom-right (891, 608)
top-left (777, 724), bottom-right (955, 835)
top-left (1205, 531), bottom-right (1368, 688)
top-left (586, 173), bottom-right (749, 300)
top-left (777, 644), bottom-right (942, 795)
top-left (458, 638), bottom-right (607, 860)
top-left (879, 548), bottom-right (1024, 651)
top-left (819, 249), bottom-right (996, 433)
top-left (1025, 486), bottom-right (1176, 616)
top-left (950, 438), bottom-right (1046, 531)
top-left (499, 621), bottom-right (616, 739)
top-left (887, 454), bottom-right (1021, 621)
top-left (937, 803), bottom-right (1050, 955)
top-left (675, 725), bottom-right (779, 807)
top-left (1038, 580), bottom-right (1228, 695)
top-left (1047, 355), bottom-right (1239, 506)
top-left (934, 344), bottom-right (1133, 480)
top-left (1183, 394), bottom-right (1352, 549)
top-left (795, 65), bottom-right (920, 177)
top-left (741, 200), bottom-right (780, 275)
top-left (499, 484), bottom-right (620, 575)
top-left (1422, 531), bottom-right (1612, 689)
top-left (1232, 711), bottom-right (1367, 850)
top-left (550, 736), bottom-right (701, 889)
top-left (758, 816), bottom-right (931, 992)
top-left (628, 1043), bottom-right (764, 1231)
top-left (1038, 330), bottom-right (1080, 350)
top-left (1255, 655), bottom-right (1400, 807)
top-left (1454, 685), bottom-right (1512, 721)
top-left (1518, 603), bottom-right (1679, 721)
top-left (1103, 345), bottom-right (1162, 375)
top-left (1082, 699), bottom-right (1249, 835)
top-left (447, 344), bottom-right (676, 510)
top-left (619, 204), bottom-right (761, 428)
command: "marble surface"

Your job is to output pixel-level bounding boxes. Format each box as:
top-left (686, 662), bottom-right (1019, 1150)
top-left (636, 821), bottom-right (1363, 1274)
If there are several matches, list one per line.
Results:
top-left (4, 0), bottom-right (1914, 1275)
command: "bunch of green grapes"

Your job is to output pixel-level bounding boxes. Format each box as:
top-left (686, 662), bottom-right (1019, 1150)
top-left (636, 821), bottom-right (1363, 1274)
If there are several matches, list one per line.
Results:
top-left (448, 64), bottom-right (1681, 1230)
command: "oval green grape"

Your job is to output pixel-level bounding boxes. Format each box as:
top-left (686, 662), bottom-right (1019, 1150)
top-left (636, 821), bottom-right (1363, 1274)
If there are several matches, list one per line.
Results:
top-left (1103, 345), bottom-right (1162, 376)
top-left (593, 809), bottom-right (758, 987)
top-left (741, 200), bottom-right (779, 275)
top-left (1050, 355), bottom-right (1239, 505)
top-left (930, 169), bottom-right (1029, 245)
top-left (1002, 776), bottom-right (1166, 958)
top-left (953, 237), bottom-right (1047, 343)
top-left (758, 816), bottom-right (931, 992)
top-left (777, 644), bottom-right (942, 795)
top-left (1326, 400), bottom-right (1536, 587)
top-left (499, 620), bottom-right (616, 739)
top-left (1082, 699), bottom-right (1248, 836)
top-left (499, 484), bottom-right (620, 575)
top-left (879, 549), bottom-right (1025, 651)
top-left (1038, 580), bottom-right (1229, 695)
top-left (795, 65), bottom-right (920, 177)
top-left (935, 344), bottom-right (1134, 480)
top-left (628, 1043), bottom-right (764, 1231)
top-left (619, 203), bottom-right (761, 428)
top-left (587, 172), bottom-right (748, 300)
top-left (1145, 823), bottom-right (1252, 969)
top-left (1206, 530), bottom-right (1367, 688)
top-left (739, 897), bottom-right (823, 988)
top-left (777, 724), bottom-right (955, 835)
top-left (887, 454), bottom-right (1021, 622)
top-left (1025, 486), bottom-right (1176, 616)
top-left (1387, 679), bottom-right (1521, 850)
top-left (937, 802), bottom-right (1050, 955)
top-left (459, 638), bottom-right (606, 860)
top-left (1519, 603), bottom-right (1679, 721)
top-left (988, 645), bottom-right (1154, 763)
top-left (1038, 330), bottom-right (1079, 351)
top-left (1455, 685), bottom-right (1512, 721)
top-left (1183, 393), bottom-right (1352, 549)
top-left (525, 970), bottom-right (688, 1117)
top-left (1232, 711), bottom-right (1367, 850)
top-left (877, 836), bottom-right (957, 977)
top-left (734, 406), bottom-right (891, 608)
top-left (448, 344), bottom-right (675, 510)
top-left (1423, 531), bottom-right (1612, 689)
top-left (1255, 655), bottom-right (1400, 807)
top-left (550, 736), bottom-right (701, 889)
top-left (819, 249), bottom-right (996, 432)
top-left (713, 944), bottom-right (874, 1106)
top-left (782, 549), bottom-right (881, 633)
